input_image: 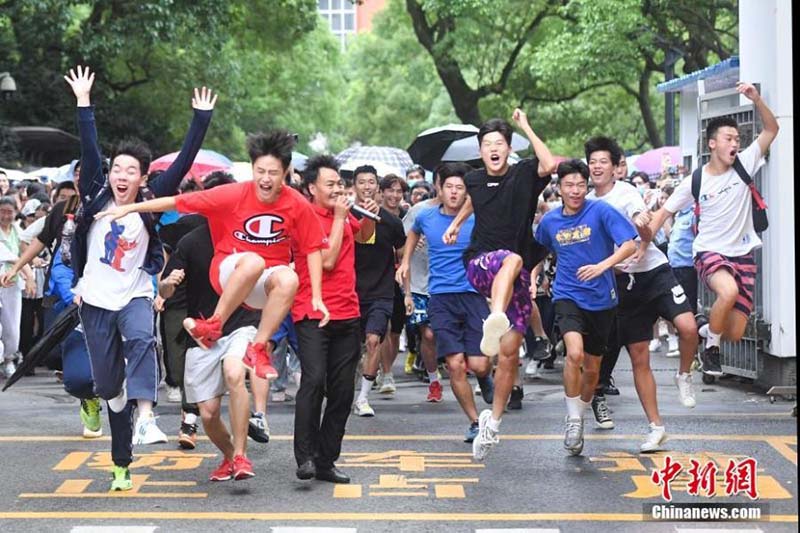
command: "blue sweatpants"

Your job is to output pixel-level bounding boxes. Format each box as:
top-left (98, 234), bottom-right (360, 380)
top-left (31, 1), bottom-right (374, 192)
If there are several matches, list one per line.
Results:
top-left (61, 328), bottom-right (95, 400)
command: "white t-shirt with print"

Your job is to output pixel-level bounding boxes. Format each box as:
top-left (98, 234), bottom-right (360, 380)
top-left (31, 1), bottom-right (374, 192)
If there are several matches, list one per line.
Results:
top-left (75, 201), bottom-right (153, 311)
top-left (664, 141), bottom-right (764, 257)
top-left (587, 180), bottom-right (668, 273)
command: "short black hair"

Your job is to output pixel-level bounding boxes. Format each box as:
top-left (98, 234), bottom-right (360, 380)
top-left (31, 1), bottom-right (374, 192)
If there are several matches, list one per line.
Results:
top-left (202, 171), bottom-right (236, 190)
top-left (706, 116), bottom-right (739, 142)
top-left (55, 181), bottom-right (76, 196)
top-left (434, 162), bottom-right (472, 188)
top-left (179, 177), bottom-right (202, 194)
top-left (353, 165), bottom-right (378, 181)
top-left (303, 154), bottom-right (340, 187)
top-left (26, 182), bottom-right (46, 198)
top-left (584, 136), bottom-right (623, 166)
top-left (557, 159), bottom-right (590, 183)
top-left (477, 118), bottom-right (513, 145)
top-left (113, 138), bottom-right (152, 176)
top-left (406, 164), bottom-right (425, 178)
top-left (30, 192), bottom-right (50, 203)
top-left (380, 174), bottom-right (409, 193)
top-left (246, 129), bottom-right (296, 170)
top-left (629, 171), bottom-right (651, 186)
top-left (410, 181), bottom-right (432, 193)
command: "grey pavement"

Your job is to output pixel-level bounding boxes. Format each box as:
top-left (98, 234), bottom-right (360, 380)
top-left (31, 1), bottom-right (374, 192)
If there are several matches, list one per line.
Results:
top-left (0, 346), bottom-right (796, 533)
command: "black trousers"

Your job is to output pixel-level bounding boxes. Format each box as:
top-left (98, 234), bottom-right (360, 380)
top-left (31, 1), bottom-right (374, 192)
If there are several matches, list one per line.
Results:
top-left (293, 318), bottom-right (361, 469)
top-left (20, 297), bottom-right (44, 356)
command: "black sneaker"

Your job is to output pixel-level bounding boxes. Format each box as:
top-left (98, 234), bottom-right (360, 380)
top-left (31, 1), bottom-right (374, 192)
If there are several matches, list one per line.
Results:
top-left (530, 336), bottom-right (552, 361)
top-left (699, 346), bottom-right (723, 376)
top-left (248, 411), bottom-right (270, 443)
top-left (601, 376), bottom-right (620, 396)
top-left (178, 421), bottom-right (198, 450)
top-left (591, 394), bottom-right (614, 429)
top-left (507, 386), bottom-right (523, 410)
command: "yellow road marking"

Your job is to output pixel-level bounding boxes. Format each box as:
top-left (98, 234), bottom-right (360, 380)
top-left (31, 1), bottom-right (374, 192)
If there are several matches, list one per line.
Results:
top-left (53, 451), bottom-right (93, 470)
top-left (434, 485), bottom-right (465, 498)
top-left (0, 511), bottom-right (796, 522)
top-left (763, 436), bottom-right (798, 465)
top-left (54, 480), bottom-right (92, 494)
top-left (332, 485), bottom-right (362, 498)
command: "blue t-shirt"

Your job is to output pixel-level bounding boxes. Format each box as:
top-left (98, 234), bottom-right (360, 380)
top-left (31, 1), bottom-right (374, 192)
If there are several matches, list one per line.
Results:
top-left (667, 207), bottom-right (695, 268)
top-left (535, 199), bottom-right (637, 311)
top-left (412, 206), bottom-right (477, 295)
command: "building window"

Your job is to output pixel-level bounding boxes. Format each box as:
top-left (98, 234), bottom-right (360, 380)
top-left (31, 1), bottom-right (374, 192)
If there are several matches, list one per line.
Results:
top-left (318, 0), bottom-right (357, 50)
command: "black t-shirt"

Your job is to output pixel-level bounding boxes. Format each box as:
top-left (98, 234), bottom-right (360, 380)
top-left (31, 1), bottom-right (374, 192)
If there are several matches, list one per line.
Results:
top-left (158, 214), bottom-right (206, 310)
top-left (463, 158), bottom-right (549, 270)
top-left (355, 207), bottom-right (406, 301)
top-left (164, 222), bottom-right (259, 348)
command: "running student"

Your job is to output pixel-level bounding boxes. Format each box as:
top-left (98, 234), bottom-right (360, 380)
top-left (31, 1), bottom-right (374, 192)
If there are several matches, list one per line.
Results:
top-left (96, 131), bottom-right (330, 382)
top-left (585, 136), bottom-right (699, 450)
top-left (442, 108), bottom-right (557, 460)
top-left (397, 162), bottom-right (495, 444)
top-left (63, 66), bottom-right (216, 491)
top-left (535, 160), bottom-right (637, 457)
top-left (649, 82), bottom-right (779, 375)
top-left (293, 155), bottom-right (378, 484)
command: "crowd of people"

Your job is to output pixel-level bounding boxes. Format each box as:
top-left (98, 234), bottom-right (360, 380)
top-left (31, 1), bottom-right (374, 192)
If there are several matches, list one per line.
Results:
top-left (0, 65), bottom-right (779, 491)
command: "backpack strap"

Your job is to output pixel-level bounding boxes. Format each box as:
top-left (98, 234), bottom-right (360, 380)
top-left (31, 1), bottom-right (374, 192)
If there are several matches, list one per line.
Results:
top-left (732, 156), bottom-right (767, 209)
top-left (691, 167), bottom-right (702, 233)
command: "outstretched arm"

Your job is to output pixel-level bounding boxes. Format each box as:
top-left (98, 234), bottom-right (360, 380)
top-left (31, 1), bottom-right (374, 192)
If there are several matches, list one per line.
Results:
top-left (648, 207), bottom-right (674, 238)
top-left (95, 196), bottom-right (177, 221)
top-left (64, 66), bottom-right (104, 200)
top-left (149, 87), bottom-right (217, 197)
top-left (512, 108), bottom-right (557, 178)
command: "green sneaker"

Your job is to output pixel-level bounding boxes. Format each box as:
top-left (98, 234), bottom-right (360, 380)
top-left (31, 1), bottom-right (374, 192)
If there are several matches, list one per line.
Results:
top-left (110, 465), bottom-right (133, 491)
top-left (80, 398), bottom-right (102, 438)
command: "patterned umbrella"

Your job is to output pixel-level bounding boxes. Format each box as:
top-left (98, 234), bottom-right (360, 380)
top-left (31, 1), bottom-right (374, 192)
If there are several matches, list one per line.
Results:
top-left (149, 148), bottom-right (233, 181)
top-left (631, 146), bottom-right (681, 176)
top-left (335, 146), bottom-right (414, 176)
top-left (408, 124), bottom-right (530, 170)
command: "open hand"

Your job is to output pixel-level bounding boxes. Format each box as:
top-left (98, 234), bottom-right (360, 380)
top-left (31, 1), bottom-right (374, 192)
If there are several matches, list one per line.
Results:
top-left (736, 82), bottom-right (760, 103)
top-left (64, 66), bottom-right (95, 107)
top-left (577, 263), bottom-right (606, 282)
top-left (94, 205), bottom-right (130, 221)
top-left (191, 86), bottom-right (218, 111)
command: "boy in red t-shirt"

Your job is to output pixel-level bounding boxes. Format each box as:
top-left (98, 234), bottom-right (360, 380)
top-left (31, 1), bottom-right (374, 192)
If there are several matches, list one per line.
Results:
top-left (97, 131), bottom-right (329, 379)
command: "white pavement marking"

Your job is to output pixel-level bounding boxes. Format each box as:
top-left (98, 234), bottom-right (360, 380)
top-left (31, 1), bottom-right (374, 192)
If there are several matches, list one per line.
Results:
top-left (70, 526), bottom-right (158, 533)
top-left (674, 529), bottom-right (763, 533)
top-left (476, 530), bottom-right (561, 533)
top-left (271, 529), bottom-right (357, 533)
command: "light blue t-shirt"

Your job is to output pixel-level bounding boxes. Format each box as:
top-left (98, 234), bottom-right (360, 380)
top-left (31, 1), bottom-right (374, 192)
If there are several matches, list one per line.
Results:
top-left (667, 206), bottom-right (695, 268)
top-left (535, 199), bottom-right (637, 311)
top-left (412, 206), bottom-right (476, 295)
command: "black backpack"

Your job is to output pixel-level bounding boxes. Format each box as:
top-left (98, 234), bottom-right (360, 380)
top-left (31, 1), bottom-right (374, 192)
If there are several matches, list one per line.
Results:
top-left (690, 156), bottom-right (769, 235)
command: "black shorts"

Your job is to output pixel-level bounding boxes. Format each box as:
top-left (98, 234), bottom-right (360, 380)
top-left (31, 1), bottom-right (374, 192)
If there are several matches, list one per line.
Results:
top-left (390, 283), bottom-right (406, 335)
top-left (615, 264), bottom-right (693, 345)
top-left (672, 266), bottom-right (698, 315)
top-left (359, 298), bottom-right (393, 342)
top-left (554, 299), bottom-right (616, 357)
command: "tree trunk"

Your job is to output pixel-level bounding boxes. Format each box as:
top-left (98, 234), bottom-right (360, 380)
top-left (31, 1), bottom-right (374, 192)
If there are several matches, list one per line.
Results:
top-left (638, 70), bottom-right (663, 148)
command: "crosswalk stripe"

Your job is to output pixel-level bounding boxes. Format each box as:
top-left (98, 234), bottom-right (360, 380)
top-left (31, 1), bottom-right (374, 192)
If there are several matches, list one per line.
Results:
top-left (71, 527), bottom-right (158, 533)
top-left (271, 528), bottom-right (357, 533)
top-left (475, 529), bottom-right (560, 533)
top-left (675, 529), bottom-right (763, 533)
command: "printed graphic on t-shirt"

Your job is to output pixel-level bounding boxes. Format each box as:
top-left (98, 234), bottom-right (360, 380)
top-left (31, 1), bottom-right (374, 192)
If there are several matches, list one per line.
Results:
top-left (555, 225), bottom-right (592, 246)
top-left (100, 220), bottom-right (138, 272)
top-left (234, 214), bottom-right (287, 245)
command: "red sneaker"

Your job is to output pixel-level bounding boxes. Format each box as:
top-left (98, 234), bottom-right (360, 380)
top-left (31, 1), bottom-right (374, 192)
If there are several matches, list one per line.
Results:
top-left (183, 316), bottom-right (222, 350)
top-left (209, 457), bottom-right (234, 482)
top-left (244, 342), bottom-right (278, 379)
top-left (427, 381), bottom-right (443, 403)
top-left (233, 454), bottom-right (255, 480)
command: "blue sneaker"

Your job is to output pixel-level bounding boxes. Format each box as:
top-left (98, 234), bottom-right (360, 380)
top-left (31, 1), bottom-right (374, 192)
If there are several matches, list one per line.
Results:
top-left (464, 421), bottom-right (479, 443)
top-left (477, 375), bottom-right (494, 405)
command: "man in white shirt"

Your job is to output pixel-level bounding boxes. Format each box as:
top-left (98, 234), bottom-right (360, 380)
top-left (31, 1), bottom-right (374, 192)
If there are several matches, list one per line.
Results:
top-left (650, 82), bottom-right (779, 375)
top-left (585, 137), bottom-right (699, 453)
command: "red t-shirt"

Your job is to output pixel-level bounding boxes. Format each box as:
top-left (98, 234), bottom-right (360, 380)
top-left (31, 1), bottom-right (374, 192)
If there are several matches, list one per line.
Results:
top-left (292, 203), bottom-right (361, 322)
top-left (175, 182), bottom-right (327, 295)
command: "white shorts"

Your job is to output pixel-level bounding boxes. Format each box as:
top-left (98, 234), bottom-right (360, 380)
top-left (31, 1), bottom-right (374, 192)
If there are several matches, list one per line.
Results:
top-left (184, 326), bottom-right (256, 404)
top-left (218, 253), bottom-right (291, 310)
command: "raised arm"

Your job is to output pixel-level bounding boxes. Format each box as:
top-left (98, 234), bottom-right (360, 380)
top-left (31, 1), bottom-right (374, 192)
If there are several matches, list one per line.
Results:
top-left (64, 66), bottom-right (104, 200)
top-left (512, 108), bottom-right (557, 177)
top-left (737, 82), bottom-right (779, 155)
top-left (149, 87), bottom-right (217, 197)
top-left (442, 194), bottom-right (473, 244)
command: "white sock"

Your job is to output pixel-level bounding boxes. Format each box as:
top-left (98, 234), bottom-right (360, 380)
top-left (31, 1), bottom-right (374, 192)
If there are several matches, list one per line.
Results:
top-left (428, 371), bottom-right (439, 383)
top-left (184, 413), bottom-right (198, 425)
top-left (565, 395), bottom-right (585, 420)
top-left (698, 324), bottom-right (709, 338)
top-left (487, 415), bottom-right (501, 432)
top-left (705, 329), bottom-right (722, 348)
top-left (358, 377), bottom-right (372, 402)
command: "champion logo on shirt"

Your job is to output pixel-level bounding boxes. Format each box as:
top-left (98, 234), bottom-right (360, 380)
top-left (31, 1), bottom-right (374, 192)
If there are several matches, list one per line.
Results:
top-left (234, 214), bottom-right (288, 245)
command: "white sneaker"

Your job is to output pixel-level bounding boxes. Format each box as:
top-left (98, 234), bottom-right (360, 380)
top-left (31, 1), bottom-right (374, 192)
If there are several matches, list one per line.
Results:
top-left (472, 410), bottom-right (499, 461)
top-left (474, 382), bottom-right (482, 396)
top-left (564, 416), bottom-right (584, 456)
top-left (353, 399), bottom-right (375, 417)
top-left (379, 374), bottom-right (396, 395)
top-left (524, 358), bottom-right (540, 378)
top-left (133, 413), bottom-right (168, 445)
top-left (640, 423), bottom-right (667, 452)
top-left (166, 386), bottom-right (181, 403)
top-left (648, 337), bottom-right (663, 352)
top-left (3, 359), bottom-right (16, 378)
top-left (107, 380), bottom-right (128, 413)
top-left (480, 312), bottom-right (510, 356)
top-left (674, 372), bottom-right (696, 408)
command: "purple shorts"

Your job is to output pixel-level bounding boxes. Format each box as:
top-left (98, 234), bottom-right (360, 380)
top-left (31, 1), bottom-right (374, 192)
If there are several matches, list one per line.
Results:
top-left (465, 250), bottom-right (532, 334)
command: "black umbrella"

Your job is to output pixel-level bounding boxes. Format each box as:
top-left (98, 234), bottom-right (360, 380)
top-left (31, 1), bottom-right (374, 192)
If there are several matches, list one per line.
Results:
top-left (407, 124), bottom-right (479, 171)
top-left (2, 304), bottom-right (80, 391)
